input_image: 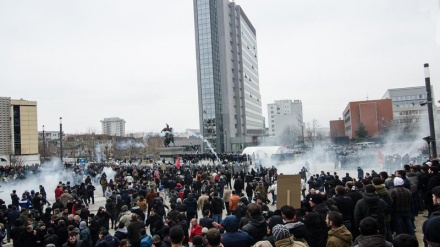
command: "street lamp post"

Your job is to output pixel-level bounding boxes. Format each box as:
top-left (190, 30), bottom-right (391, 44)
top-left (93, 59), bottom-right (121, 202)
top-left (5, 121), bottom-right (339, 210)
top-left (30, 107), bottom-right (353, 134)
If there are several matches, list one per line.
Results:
top-left (42, 125), bottom-right (46, 161)
top-left (60, 117), bottom-right (63, 163)
top-left (424, 63), bottom-right (437, 158)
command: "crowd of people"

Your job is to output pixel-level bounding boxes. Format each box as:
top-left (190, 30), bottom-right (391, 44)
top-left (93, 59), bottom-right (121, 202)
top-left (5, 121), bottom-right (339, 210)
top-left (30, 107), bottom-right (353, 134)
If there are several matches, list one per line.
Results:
top-left (0, 164), bottom-right (41, 181)
top-left (1, 154), bottom-right (440, 247)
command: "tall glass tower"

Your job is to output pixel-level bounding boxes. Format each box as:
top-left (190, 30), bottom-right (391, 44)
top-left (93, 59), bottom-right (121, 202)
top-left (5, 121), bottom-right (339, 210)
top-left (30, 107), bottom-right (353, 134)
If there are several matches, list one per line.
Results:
top-left (193, 0), bottom-right (265, 153)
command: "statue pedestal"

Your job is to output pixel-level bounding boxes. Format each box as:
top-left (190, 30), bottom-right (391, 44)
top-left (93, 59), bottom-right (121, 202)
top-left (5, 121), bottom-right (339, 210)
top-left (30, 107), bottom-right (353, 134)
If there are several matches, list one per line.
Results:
top-left (158, 147), bottom-right (186, 162)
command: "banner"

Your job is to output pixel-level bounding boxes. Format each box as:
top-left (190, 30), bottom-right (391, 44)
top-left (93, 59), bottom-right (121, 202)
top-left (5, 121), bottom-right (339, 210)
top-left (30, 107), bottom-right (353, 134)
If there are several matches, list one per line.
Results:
top-left (176, 156), bottom-right (181, 169)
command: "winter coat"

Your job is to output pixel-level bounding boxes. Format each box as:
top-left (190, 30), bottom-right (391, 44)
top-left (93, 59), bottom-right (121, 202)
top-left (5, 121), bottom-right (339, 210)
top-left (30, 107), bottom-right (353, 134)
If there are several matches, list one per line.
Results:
top-left (79, 227), bottom-right (92, 247)
top-left (118, 210), bottom-right (132, 227)
top-left (354, 192), bottom-right (387, 233)
top-left (222, 231), bottom-right (254, 247)
top-left (242, 214), bottom-right (267, 243)
top-left (127, 220), bottom-right (144, 245)
top-left (284, 221), bottom-right (309, 244)
top-left (114, 228), bottom-right (128, 241)
top-left (140, 234), bottom-right (153, 247)
top-left (229, 195), bottom-right (240, 211)
top-left (304, 203), bottom-right (329, 247)
top-left (353, 235), bottom-right (392, 247)
top-left (275, 236), bottom-right (309, 247)
top-left (44, 233), bottom-right (59, 247)
top-left (95, 234), bottom-right (120, 247)
top-left (184, 196), bottom-right (197, 213)
top-left (62, 239), bottom-right (84, 247)
top-left (327, 226), bottom-right (352, 247)
top-left (60, 193), bottom-right (73, 207)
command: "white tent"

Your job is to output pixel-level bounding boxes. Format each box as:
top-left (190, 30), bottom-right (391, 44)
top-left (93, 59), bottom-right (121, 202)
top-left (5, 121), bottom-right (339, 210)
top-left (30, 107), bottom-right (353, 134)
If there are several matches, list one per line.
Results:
top-left (241, 146), bottom-right (284, 159)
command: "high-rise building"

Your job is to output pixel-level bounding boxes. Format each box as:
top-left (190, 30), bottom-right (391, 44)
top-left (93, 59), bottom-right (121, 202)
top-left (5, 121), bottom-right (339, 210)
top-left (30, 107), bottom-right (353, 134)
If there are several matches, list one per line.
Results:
top-left (0, 97), bottom-right (40, 165)
top-left (101, 117), bottom-right (126, 137)
top-left (193, 0), bottom-right (265, 152)
top-left (267, 100), bottom-right (303, 138)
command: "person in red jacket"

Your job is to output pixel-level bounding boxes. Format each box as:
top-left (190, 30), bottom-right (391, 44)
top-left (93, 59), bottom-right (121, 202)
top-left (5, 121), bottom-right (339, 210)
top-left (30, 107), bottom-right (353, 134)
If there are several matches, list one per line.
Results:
top-left (55, 185), bottom-right (64, 199)
top-left (189, 218), bottom-right (203, 243)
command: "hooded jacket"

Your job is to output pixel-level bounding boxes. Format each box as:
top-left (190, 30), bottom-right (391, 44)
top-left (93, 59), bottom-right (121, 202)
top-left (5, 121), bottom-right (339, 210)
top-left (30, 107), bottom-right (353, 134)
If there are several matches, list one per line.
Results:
top-left (184, 195), bottom-right (197, 213)
top-left (354, 192), bottom-right (387, 230)
top-left (304, 203), bottom-right (329, 247)
top-left (114, 227), bottom-right (128, 241)
top-left (327, 225), bottom-right (352, 247)
top-left (242, 214), bottom-right (267, 243)
top-left (118, 211), bottom-right (132, 227)
top-left (221, 216), bottom-right (254, 247)
top-left (353, 235), bottom-right (392, 247)
top-left (275, 236), bottom-right (309, 247)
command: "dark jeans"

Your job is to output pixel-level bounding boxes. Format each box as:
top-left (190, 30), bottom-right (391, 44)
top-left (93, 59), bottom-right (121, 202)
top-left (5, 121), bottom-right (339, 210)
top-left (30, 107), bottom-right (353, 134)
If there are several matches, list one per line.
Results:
top-left (187, 211), bottom-right (196, 225)
top-left (393, 212), bottom-right (414, 235)
top-left (225, 202), bottom-right (230, 215)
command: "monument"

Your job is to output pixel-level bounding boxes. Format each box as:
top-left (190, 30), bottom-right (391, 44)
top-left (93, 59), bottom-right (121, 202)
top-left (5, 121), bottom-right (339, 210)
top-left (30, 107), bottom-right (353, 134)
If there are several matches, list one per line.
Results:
top-left (158, 123), bottom-right (184, 162)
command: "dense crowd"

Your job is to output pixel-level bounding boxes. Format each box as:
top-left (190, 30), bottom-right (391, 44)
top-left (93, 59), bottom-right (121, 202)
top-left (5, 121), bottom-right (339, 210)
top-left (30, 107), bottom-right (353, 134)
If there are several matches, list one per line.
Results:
top-left (1, 154), bottom-right (440, 247)
top-left (0, 164), bottom-right (41, 181)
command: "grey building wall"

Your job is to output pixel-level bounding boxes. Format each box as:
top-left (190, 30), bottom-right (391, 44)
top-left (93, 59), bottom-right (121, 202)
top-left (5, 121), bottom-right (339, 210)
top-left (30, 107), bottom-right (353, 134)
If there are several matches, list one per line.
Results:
top-left (382, 86), bottom-right (436, 126)
top-left (194, 0), bottom-right (264, 153)
top-left (0, 97), bottom-right (11, 157)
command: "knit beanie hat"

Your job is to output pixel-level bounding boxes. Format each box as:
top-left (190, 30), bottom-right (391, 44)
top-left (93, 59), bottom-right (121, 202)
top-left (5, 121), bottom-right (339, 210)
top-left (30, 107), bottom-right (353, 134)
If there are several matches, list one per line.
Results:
top-left (272, 224), bottom-right (290, 241)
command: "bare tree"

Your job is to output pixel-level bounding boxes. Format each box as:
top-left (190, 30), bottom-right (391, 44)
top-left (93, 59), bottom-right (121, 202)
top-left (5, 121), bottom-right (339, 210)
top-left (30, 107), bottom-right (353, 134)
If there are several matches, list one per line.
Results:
top-left (10, 152), bottom-right (29, 167)
top-left (280, 125), bottom-right (300, 147)
top-left (305, 119), bottom-right (319, 147)
top-left (145, 136), bottom-right (163, 159)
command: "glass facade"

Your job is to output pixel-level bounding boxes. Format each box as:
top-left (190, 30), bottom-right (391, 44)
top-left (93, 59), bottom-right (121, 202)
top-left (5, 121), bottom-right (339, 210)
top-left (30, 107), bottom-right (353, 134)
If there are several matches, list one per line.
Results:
top-left (196, 0), bottom-right (224, 152)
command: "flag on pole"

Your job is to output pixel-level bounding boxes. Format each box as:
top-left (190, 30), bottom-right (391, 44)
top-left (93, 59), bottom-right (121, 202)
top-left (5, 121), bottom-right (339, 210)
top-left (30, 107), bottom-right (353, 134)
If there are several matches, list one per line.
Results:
top-left (176, 156), bottom-right (181, 169)
top-left (377, 150), bottom-right (385, 165)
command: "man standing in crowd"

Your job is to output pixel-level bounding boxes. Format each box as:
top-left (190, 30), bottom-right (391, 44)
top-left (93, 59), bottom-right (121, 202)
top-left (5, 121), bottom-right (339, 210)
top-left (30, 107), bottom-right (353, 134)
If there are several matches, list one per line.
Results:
top-left (326, 211), bottom-right (352, 247)
top-left (389, 177), bottom-right (414, 235)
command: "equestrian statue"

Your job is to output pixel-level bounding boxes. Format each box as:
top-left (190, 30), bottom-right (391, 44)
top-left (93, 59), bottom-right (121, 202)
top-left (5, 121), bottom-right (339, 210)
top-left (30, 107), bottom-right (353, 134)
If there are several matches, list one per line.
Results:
top-left (161, 123), bottom-right (175, 147)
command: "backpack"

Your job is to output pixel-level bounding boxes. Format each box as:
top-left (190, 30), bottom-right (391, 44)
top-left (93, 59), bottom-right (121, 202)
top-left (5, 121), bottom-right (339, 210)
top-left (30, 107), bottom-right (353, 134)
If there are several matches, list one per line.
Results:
top-left (366, 202), bottom-right (385, 233)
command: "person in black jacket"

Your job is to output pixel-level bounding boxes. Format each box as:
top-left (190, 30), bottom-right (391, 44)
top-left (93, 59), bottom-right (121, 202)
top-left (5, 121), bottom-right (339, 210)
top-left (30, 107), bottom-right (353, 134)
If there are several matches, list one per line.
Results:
top-left (332, 185), bottom-right (354, 233)
top-left (56, 220), bottom-right (69, 247)
top-left (145, 209), bottom-right (163, 235)
top-left (199, 210), bottom-right (213, 229)
top-left (241, 203), bottom-right (267, 244)
top-left (87, 214), bottom-right (100, 246)
top-left (10, 219), bottom-right (25, 247)
top-left (184, 195), bottom-right (197, 224)
top-left (96, 228), bottom-right (120, 247)
top-left (95, 207), bottom-right (111, 230)
top-left (304, 193), bottom-right (329, 247)
top-left (211, 192), bottom-right (224, 223)
top-left (18, 225), bottom-right (38, 247)
top-left (43, 227), bottom-right (59, 247)
top-left (176, 214), bottom-right (189, 246)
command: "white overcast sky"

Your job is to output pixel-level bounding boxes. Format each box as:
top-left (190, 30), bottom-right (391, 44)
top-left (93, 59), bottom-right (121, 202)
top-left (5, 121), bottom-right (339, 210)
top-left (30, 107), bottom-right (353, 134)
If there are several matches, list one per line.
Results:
top-left (1, 0), bottom-right (439, 134)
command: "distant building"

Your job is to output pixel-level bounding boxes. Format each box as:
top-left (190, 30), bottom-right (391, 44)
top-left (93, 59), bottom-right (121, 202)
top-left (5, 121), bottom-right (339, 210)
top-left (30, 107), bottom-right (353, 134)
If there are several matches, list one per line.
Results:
top-left (382, 86), bottom-right (436, 129)
top-left (0, 97), bottom-right (40, 165)
top-left (267, 100), bottom-right (303, 138)
top-left (193, 0), bottom-right (265, 152)
top-left (330, 119), bottom-right (345, 141)
top-left (101, 117), bottom-right (126, 137)
top-left (344, 99), bottom-right (393, 139)
top-left (38, 131), bottom-right (61, 141)
top-left (330, 99), bottom-right (393, 141)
